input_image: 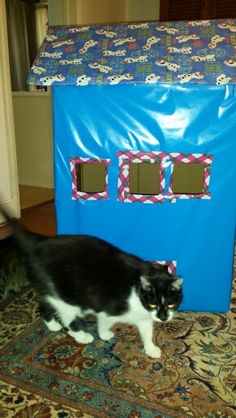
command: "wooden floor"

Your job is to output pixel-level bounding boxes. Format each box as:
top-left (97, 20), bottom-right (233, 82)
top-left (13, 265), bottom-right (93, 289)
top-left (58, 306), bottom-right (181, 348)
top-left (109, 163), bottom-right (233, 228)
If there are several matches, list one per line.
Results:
top-left (20, 201), bottom-right (57, 236)
top-left (19, 185), bottom-right (54, 211)
top-left (0, 186), bottom-right (57, 239)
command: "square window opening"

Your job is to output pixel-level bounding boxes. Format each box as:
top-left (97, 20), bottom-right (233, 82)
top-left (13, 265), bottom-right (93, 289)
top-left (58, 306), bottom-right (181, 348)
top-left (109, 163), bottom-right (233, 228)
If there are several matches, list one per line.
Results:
top-left (172, 163), bottom-right (205, 195)
top-left (76, 163), bottom-right (106, 193)
top-left (129, 162), bottom-right (161, 195)
top-left (118, 151), bottom-right (167, 203)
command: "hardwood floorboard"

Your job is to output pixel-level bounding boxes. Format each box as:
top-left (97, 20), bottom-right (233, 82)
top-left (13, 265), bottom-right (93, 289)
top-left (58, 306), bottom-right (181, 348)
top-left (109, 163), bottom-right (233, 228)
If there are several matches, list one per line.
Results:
top-left (0, 201), bottom-right (57, 239)
top-left (20, 201), bottom-right (57, 236)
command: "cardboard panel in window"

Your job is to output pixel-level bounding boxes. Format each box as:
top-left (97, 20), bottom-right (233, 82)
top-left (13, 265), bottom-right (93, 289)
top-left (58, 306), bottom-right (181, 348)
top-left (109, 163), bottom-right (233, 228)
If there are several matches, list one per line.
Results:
top-left (70, 157), bottom-right (110, 200)
top-left (168, 153), bottom-right (213, 202)
top-left (172, 163), bottom-right (205, 194)
top-left (129, 162), bottom-right (161, 195)
top-left (77, 163), bottom-right (106, 193)
top-left (118, 151), bottom-right (167, 203)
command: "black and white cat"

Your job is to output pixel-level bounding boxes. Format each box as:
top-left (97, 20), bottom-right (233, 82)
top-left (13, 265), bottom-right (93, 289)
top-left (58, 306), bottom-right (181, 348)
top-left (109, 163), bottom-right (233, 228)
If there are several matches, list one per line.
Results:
top-left (0, 207), bottom-right (183, 358)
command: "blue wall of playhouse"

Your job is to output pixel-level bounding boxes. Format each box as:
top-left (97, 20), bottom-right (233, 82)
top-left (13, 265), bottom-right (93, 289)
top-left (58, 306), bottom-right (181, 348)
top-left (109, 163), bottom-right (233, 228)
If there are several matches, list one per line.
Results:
top-left (52, 83), bottom-right (236, 313)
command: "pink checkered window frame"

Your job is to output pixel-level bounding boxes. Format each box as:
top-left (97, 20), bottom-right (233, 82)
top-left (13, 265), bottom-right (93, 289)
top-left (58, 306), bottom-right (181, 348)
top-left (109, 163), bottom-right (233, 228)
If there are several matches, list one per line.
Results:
top-left (167, 153), bottom-right (213, 202)
top-left (153, 260), bottom-right (177, 275)
top-left (117, 151), bottom-right (167, 203)
top-left (70, 157), bottom-right (110, 200)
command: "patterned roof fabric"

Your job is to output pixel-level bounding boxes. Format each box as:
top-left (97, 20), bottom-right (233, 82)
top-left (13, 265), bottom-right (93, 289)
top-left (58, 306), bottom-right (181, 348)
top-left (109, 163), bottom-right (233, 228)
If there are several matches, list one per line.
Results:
top-left (28, 19), bottom-right (236, 86)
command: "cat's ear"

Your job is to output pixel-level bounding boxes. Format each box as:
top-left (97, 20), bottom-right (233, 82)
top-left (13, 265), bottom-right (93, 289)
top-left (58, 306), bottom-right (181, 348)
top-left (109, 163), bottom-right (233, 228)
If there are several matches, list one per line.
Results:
top-left (171, 277), bottom-right (183, 290)
top-left (140, 275), bottom-right (152, 291)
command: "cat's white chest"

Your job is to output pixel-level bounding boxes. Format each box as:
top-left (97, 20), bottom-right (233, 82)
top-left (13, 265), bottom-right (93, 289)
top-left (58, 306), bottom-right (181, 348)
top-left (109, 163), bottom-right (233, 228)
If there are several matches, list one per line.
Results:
top-left (112, 288), bottom-right (151, 325)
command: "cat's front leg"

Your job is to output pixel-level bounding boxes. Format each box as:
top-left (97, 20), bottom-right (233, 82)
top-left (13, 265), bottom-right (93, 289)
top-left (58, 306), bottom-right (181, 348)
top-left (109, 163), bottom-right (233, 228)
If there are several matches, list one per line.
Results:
top-left (68, 317), bottom-right (94, 344)
top-left (39, 300), bottom-right (63, 332)
top-left (97, 313), bottom-right (115, 341)
top-left (68, 330), bottom-right (94, 344)
top-left (136, 319), bottom-right (161, 358)
top-left (45, 318), bottom-right (63, 332)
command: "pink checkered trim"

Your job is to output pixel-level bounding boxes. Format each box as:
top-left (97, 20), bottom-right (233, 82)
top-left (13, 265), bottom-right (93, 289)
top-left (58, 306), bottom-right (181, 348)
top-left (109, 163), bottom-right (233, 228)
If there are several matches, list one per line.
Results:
top-left (153, 260), bottom-right (177, 275)
top-left (167, 153), bottom-right (213, 202)
top-left (117, 151), bottom-right (167, 203)
top-left (70, 157), bottom-right (110, 200)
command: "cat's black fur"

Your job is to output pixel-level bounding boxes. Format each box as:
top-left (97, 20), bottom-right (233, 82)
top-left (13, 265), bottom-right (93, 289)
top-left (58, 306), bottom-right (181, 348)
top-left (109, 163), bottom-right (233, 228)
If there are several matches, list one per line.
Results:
top-left (0, 206), bottom-right (183, 358)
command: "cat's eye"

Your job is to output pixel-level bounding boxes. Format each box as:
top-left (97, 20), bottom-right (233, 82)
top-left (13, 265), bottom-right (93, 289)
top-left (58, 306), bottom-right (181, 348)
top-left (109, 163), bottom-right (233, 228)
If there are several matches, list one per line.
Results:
top-left (167, 304), bottom-right (176, 309)
top-left (148, 304), bottom-right (157, 309)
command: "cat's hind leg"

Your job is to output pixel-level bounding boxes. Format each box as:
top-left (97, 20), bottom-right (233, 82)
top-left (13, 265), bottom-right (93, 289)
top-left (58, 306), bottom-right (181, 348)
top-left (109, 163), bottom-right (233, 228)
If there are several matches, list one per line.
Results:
top-left (68, 317), bottom-right (94, 344)
top-left (44, 297), bottom-right (93, 344)
top-left (39, 301), bottom-right (62, 332)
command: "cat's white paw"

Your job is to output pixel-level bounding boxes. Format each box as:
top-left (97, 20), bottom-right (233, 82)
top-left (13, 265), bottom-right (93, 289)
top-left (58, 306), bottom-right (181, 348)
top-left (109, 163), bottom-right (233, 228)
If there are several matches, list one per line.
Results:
top-left (69, 330), bottom-right (94, 344)
top-left (44, 319), bottom-right (62, 332)
top-left (99, 329), bottom-right (115, 341)
top-left (145, 345), bottom-right (161, 359)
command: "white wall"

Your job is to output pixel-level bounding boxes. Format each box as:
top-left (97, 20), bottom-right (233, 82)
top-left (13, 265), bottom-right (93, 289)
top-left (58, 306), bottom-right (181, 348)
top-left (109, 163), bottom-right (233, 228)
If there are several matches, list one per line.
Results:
top-left (49, 0), bottom-right (160, 27)
top-left (13, 0), bottom-right (160, 189)
top-left (48, 0), bottom-right (65, 25)
top-left (12, 92), bottom-right (54, 188)
top-left (125, 0), bottom-right (160, 21)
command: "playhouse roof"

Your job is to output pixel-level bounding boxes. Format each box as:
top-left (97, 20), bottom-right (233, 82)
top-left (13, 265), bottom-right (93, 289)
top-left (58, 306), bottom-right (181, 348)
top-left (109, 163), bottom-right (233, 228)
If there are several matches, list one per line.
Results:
top-left (28, 18), bottom-right (236, 87)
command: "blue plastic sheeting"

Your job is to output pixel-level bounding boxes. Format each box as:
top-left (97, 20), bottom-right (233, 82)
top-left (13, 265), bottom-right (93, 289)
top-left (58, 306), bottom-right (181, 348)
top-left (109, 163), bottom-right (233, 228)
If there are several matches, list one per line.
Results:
top-left (53, 83), bottom-right (236, 313)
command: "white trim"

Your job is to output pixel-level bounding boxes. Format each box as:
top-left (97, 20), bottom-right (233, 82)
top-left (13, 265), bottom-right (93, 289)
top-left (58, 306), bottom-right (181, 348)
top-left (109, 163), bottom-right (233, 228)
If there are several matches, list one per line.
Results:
top-left (0, 0), bottom-right (20, 219)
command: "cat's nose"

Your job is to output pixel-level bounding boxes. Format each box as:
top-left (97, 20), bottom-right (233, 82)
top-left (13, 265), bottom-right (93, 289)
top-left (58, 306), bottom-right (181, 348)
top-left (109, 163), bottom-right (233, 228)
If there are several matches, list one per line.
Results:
top-left (158, 310), bottom-right (168, 322)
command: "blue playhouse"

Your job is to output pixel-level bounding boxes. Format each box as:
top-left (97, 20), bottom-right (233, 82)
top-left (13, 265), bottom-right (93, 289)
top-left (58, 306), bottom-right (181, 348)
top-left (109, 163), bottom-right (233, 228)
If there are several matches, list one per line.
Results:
top-left (28, 19), bottom-right (236, 313)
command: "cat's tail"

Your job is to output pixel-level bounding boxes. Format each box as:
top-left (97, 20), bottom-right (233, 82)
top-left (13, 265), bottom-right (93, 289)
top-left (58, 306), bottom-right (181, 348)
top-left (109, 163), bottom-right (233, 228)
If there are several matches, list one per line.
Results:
top-left (0, 205), bottom-right (42, 255)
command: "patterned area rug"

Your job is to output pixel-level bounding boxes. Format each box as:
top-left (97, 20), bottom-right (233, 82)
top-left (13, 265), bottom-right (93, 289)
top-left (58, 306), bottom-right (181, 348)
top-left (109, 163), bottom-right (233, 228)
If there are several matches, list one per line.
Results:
top-left (0, 273), bottom-right (236, 417)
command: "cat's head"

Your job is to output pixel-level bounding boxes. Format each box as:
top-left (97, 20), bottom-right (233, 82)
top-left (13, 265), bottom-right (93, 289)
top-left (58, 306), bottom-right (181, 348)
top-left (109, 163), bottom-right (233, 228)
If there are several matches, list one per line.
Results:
top-left (139, 263), bottom-right (183, 322)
